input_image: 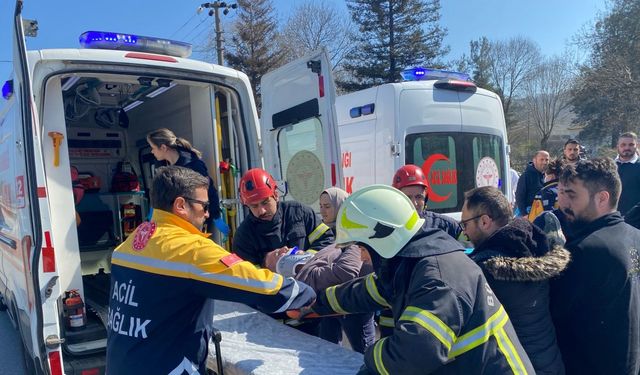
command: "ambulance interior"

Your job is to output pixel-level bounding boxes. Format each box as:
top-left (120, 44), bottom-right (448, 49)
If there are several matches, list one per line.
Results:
top-left (48, 72), bottom-right (245, 354)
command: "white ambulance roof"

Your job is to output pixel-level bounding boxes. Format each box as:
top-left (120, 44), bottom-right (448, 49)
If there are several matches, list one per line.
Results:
top-left (26, 48), bottom-right (244, 80)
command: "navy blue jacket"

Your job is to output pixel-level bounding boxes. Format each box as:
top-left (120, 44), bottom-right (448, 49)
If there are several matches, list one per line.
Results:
top-left (233, 200), bottom-right (333, 265)
top-left (314, 228), bottom-right (534, 374)
top-left (550, 212), bottom-right (640, 374)
top-left (515, 162), bottom-right (544, 215)
top-left (616, 159), bottom-right (640, 216)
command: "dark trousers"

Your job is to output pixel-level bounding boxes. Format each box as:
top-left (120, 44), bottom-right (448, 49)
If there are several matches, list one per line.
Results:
top-left (319, 313), bottom-right (375, 354)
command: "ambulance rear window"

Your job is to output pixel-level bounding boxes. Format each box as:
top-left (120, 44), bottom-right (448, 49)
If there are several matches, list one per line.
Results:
top-left (405, 132), bottom-right (505, 213)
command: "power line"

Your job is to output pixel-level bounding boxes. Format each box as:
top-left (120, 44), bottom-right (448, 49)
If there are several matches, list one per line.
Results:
top-left (188, 24), bottom-right (211, 44)
top-left (181, 16), bottom-right (209, 41)
top-left (169, 13), bottom-right (199, 39)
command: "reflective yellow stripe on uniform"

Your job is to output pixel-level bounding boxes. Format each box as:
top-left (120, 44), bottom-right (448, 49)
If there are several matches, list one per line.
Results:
top-left (399, 306), bottom-right (456, 351)
top-left (495, 326), bottom-right (529, 375)
top-left (308, 222), bottom-right (330, 244)
top-left (379, 315), bottom-right (394, 328)
top-left (373, 337), bottom-right (390, 375)
top-left (326, 285), bottom-right (348, 314)
top-left (449, 305), bottom-right (528, 374)
top-left (365, 274), bottom-right (391, 307)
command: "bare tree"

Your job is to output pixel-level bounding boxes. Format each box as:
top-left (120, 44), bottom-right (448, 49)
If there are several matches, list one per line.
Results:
top-left (279, 0), bottom-right (355, 70)
top-left (522, 55), bottom-right (575, 149)
top-left (487, 37), bottom-right (542, 127)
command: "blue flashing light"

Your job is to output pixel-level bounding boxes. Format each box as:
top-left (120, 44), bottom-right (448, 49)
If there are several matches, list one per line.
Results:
top-left (79, 31), bottom-right (192, 58)
top-left (401, 67), bottom-right (471, 82)
top-left (2, 80), bottom-right (13, 100)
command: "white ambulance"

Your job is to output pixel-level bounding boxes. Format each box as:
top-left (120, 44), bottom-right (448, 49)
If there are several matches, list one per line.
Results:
top-left (0, 1), bottom-right (341, 373)
top-left (337, 68), bottom-right (510, 218)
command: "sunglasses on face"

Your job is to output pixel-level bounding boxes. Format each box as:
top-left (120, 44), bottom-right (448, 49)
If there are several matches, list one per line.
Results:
top-left (183, 197), bottom-right (210, 212)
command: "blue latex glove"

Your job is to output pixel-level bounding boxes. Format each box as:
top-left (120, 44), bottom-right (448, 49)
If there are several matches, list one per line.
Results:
top-left (214, 216), bottom-right (230, 236)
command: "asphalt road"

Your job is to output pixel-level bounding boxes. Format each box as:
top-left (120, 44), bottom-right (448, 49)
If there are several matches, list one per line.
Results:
top-left (0, 310), bottom-right (27, 374)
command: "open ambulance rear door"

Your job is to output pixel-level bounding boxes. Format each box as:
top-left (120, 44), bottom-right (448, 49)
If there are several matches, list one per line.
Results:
top-left (260, 49), bottom-right (343, 210)
top-left (8, 0), bottom-right (64, 373)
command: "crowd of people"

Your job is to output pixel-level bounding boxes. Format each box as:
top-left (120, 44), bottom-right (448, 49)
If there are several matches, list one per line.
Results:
top-left (105, 129), bottom-right (640, 374)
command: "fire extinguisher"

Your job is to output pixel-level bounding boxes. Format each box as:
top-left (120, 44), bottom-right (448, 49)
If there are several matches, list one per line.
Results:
top-left (122, 202), bottom-right (138, 238)
top-left (63, 290), bottom-right (86, 330)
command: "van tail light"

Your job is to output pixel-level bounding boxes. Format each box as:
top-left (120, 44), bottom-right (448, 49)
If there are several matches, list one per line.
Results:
top-left (48, 351), bottom-right (63, 375)
top-left (434, 79), bottom-right (477, 92)
top-left (81, 368), bottom-right (100, 375)
top-left (318, 75), bottom-right (325, 98)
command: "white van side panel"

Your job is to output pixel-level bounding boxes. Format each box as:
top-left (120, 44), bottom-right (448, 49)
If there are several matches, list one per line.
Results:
top-left (42, 77), bottom-right (84, 297)
top-left (459, 90), bottom-right (510, 195)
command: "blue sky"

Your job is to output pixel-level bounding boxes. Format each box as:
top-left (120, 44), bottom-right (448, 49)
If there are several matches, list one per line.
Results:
top-left (1, 0), bottom-right (606, 81)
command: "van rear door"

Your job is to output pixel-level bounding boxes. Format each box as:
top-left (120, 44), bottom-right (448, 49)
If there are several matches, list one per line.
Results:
top-left (260, 49), bottom-right (342, 209)
top-left (12, 0), bottom-right (63, 373)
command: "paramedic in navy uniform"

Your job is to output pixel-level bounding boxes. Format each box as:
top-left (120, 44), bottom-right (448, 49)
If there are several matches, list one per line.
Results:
top-left (106, 166), bottom-right (315, 375)
top-left (147, 128), bottom-right (226, 235)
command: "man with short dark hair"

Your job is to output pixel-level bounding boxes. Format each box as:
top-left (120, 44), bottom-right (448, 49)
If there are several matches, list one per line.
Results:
top-left (616, 131), bottom-right (640, 216)
top-left (515, 150), bottom-right (549, 216)
top-left (107, 166), bottom-right (315, 375)
top-left (462, 186), bottom-right (568, 374)
top-left (562, 139), bottom-right (581, 166)
top-left (552, 158), bottom-right (640, 374)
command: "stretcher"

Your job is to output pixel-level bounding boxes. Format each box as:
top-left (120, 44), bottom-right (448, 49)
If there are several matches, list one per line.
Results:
top-left (208, 301), bottom-right (364, 375)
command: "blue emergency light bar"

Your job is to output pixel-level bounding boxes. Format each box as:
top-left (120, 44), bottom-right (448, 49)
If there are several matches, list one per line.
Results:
top-left (2, 80), bottom-right (13, 100)
top-left (401, 67), bottom-right (471, 82)
top-left (79, 31), bottom-right (192, 58)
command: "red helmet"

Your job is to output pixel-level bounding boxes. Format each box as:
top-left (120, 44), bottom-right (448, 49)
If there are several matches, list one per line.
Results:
top-left (239, 168), bottom-right (277, 204)
top-left (392, 164), bottom-right (429, 190)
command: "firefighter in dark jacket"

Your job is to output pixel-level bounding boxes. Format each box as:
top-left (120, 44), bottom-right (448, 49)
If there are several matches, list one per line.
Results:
top-left (233, 168), bottom-right (334, 268)
top-left (307, 184), bottom-right (534, 374)
top-left (551, 158), bottom-right (640, 374)
top-left (106, 166), bottom-right (315, 375)
top-left (515, 151), bottom-right (549, 216)
top-left (462, 186), bottom-right (569, 374)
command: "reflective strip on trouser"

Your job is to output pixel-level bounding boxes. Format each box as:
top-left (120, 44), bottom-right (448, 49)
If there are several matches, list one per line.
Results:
top-left (449, 305), bottom-right (528, 374)
top-left (373, 337), bottom-right (390, 375)
top-left (365, 274), bottom-right (391, 308)
top-left (399, 306), bottom-right (456, 351)
top-left (307, 222), bottom-right (330, 244)
top-left (325, 285), bottom-right (348, 314)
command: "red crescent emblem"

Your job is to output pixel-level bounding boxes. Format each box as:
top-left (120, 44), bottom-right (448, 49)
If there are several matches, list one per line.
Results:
top-left (422, 154), bottom-right (452, 203)
top-left (132, 221), bottom-right (157, 251)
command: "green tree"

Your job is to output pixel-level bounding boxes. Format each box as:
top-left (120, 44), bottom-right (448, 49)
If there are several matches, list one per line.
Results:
top-left (571, 0), bottom-right (640, 147)
top-left (339, 0), bottom-right (449, 91)
top-left (225, 0), bottom-right (286, 108)
top-left (469, 37), bottom-right (496, 92)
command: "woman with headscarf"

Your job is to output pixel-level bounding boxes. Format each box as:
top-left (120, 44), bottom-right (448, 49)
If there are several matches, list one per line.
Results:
top-left (295, 187), bottom-right (376, 353)
top-left (147, 128), bottom-right (225, 234)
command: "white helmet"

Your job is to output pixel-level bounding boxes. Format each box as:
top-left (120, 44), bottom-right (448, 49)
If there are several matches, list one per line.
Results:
top-left (335, 184), bottom-right (425, 258)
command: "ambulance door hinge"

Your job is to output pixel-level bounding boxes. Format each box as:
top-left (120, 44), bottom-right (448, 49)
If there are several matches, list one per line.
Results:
top-left (22, 19), bottom-right (39, 38)
top-left (307, 60), bottom-right (321, 75)
top-left (390, 142), bottom-right (401, 157)
top-left (45, 335), bottom-right (65, 349)
top-left (43, 276), bottom-right (58, 299)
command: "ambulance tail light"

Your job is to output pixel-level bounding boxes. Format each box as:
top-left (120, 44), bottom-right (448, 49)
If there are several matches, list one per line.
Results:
top-left (434, 79), bottom-right (477, 92)
top-left (48, 351), bottom-right (63, 375)
top-left (401, 67), bottom-right (471, 82)
top-left (79, 31), bottom-right (192, 58)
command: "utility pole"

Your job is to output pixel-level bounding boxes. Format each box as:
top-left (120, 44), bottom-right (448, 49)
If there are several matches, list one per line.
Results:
top-left (198, 2), bottom-right (238, 65)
